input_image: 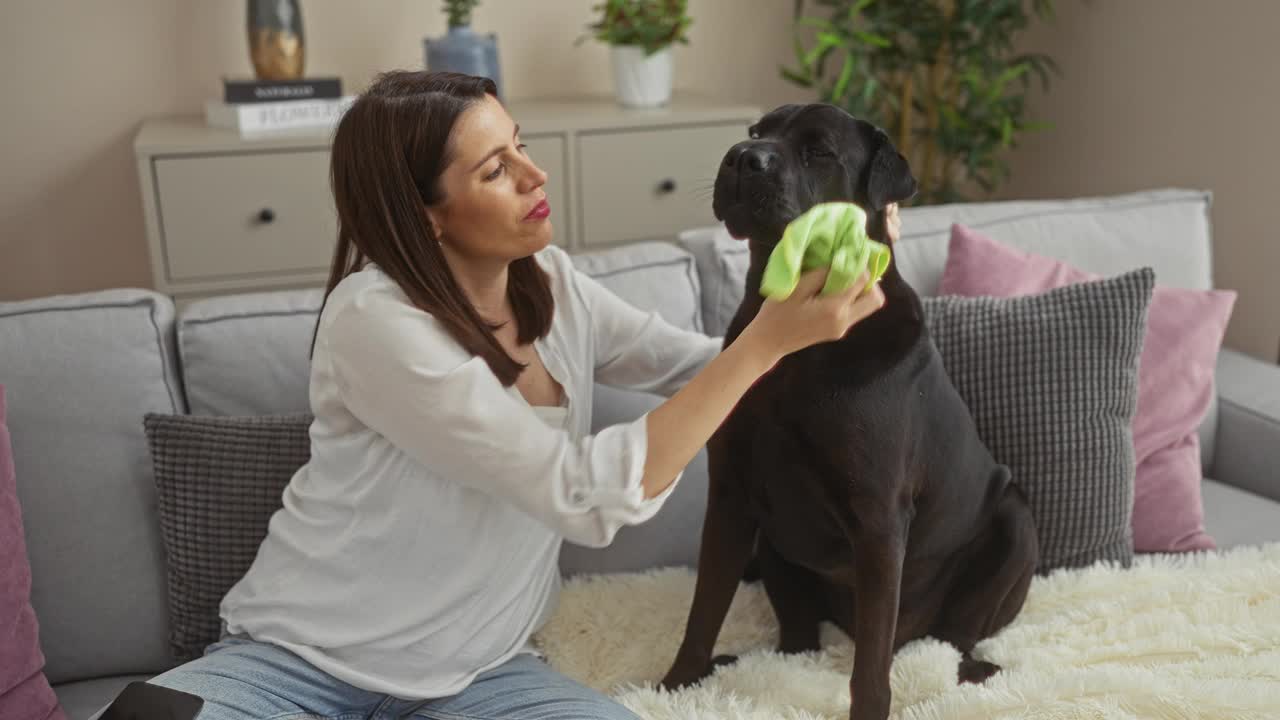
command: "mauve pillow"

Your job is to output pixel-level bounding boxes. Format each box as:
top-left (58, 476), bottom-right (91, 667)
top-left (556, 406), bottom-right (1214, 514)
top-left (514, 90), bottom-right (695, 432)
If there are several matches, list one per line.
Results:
top-left (0, 386), bottom-right (67, 720)
top-left (939, 223), bottom-right (1236, 553)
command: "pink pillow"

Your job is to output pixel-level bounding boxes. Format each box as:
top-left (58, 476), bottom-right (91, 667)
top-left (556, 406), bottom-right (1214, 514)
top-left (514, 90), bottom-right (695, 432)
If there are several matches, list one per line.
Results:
top-left (939, 224), bottom-right (1236, 553)
top-left (0, 386), bottom-right (67, 720)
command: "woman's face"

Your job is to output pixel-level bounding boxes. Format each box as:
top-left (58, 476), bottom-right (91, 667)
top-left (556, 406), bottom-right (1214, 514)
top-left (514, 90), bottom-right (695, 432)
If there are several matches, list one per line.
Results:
top-left (427, 94), bottom-right (552, 264)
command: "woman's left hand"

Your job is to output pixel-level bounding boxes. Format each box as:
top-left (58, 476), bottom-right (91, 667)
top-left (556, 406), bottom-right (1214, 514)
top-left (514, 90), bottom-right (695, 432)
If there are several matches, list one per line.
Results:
top-left (885, 202), bottom-right (902, 243)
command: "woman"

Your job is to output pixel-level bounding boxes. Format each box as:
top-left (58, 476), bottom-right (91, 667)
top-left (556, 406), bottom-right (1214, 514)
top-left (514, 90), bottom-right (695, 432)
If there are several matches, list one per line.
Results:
top-left (136, 71), bottom-right (894, 719)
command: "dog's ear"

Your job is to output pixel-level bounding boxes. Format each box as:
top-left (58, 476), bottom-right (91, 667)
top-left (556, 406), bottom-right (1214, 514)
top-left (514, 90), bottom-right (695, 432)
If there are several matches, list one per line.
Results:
top-left (867, 144), bottom-right (917, 210)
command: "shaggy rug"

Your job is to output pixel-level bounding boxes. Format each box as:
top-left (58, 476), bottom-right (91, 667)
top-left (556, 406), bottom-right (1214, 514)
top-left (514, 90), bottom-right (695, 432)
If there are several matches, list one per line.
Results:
top-left (532, 543), bottom-right (1280, 719)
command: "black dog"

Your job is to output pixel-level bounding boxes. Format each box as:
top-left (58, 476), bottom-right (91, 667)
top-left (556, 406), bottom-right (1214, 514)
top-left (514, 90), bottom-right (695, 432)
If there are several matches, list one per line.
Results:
top-left (658, 103), bottom-right (1039, 720)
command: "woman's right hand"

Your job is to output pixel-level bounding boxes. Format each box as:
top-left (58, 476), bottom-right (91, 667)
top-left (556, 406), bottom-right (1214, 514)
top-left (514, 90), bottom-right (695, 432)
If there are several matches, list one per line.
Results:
top-left (743, 268), bottom-right (886, 361)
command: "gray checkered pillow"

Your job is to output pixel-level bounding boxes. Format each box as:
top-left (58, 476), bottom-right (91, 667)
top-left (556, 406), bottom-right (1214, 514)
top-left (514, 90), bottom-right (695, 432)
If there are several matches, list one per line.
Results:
top-left (923, 267), bottom-right (1154, 572)
top-left (143, 413), bottom-right (311, 662)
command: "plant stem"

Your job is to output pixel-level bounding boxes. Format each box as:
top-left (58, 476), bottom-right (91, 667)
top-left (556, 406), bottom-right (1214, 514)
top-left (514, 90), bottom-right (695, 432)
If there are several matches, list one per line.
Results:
top-left (923, 0), bottom-right (957, 201)
top-left (898, 69), bottom-right (914, 160)
top-left (922, 61), bottom-right (939, 201)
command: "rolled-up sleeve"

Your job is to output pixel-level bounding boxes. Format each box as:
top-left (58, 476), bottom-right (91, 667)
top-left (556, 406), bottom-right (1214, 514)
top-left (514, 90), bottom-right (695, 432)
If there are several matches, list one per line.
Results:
top-left (323, 288), bottom-right (672, 548)
top-left (570, 269), bottom-right (723, 397)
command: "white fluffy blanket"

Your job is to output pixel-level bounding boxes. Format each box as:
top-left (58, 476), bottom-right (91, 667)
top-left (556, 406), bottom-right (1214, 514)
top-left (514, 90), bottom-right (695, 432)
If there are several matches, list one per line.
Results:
top-left (532, 543), bottom-right (1280, 719)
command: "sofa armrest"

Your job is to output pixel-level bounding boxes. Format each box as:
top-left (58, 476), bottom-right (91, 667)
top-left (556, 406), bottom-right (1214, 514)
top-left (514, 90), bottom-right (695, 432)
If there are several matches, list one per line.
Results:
top-left (1211, 348), bottom-right (1280, 502)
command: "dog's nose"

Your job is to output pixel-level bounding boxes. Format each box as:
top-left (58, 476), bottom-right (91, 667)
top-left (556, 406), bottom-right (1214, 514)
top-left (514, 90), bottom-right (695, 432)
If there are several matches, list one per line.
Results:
top-left (725, 144), bottom-right (777, 174)
top-left (742, 147), bottom-right (773, 172)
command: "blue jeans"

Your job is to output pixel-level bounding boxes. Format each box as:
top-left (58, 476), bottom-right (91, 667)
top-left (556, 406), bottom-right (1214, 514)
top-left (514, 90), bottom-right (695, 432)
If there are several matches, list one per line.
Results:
top-left (94, 635), bottom-right (640, 720)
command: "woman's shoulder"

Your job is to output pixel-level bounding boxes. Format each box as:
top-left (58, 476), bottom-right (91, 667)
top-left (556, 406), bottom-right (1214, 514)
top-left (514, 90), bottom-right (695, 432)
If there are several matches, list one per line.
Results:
top-left (532, 244), bottom-right (573, 282)
top-left (323, 264), bottom-right (412, 320)
top-left (317, 265), bottom-right (469, 365)
top-left (533, 244), bottom-right (588, 306)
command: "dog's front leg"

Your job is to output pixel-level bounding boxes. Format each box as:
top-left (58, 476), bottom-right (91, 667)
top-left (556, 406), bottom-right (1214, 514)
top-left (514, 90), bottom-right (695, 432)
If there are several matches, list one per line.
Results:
top-left (659, 439), bottom-right (757, 690)
top-left (847, 516), bottom-right (907, 720)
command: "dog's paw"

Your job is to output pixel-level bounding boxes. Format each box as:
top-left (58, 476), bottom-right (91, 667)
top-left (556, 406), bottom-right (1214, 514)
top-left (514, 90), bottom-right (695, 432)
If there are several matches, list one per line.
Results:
top-left (656, 669), bottom-right (705, 692)
top-left (658, 656), bottom-right (730, 691)
top-left (711, 653), bottom-right (739, 668)
top-left (957, 655), bottom-right (1001, 684)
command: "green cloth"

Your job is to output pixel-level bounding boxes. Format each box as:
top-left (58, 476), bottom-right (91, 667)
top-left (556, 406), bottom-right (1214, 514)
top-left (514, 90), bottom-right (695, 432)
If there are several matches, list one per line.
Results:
top-left (759, 202), bottom-right (891, 300)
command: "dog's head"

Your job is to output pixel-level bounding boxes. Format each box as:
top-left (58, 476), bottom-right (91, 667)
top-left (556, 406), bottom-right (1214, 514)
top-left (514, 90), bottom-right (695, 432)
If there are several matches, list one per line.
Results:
top-left (713, 103), bottom-right (917, 245)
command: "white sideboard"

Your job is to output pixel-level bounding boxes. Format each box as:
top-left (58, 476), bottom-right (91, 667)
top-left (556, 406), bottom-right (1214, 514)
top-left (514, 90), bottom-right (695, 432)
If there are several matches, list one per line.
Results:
top-left (134, 95), bottom-right (760, 300)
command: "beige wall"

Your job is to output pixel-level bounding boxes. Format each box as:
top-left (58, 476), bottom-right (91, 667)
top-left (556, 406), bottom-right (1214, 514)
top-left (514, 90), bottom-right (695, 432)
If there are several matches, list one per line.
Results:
top-left (1, 1), bottom-right (1276, 360)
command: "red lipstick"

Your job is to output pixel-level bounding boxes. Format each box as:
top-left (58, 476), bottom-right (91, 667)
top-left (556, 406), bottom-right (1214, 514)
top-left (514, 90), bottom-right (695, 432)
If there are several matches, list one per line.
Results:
top-left (524, 199), bottom-right (550, 221)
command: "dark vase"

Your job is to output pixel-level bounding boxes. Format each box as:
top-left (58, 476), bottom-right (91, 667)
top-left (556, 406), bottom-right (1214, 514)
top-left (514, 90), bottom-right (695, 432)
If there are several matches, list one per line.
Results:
top-left (424, 25), bottom-right (503, 98)
top-left (247, 0), bottom-right (305, 81)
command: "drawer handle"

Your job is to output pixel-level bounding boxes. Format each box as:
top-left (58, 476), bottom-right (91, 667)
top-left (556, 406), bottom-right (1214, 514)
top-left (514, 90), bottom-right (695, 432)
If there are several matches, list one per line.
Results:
top-left (656, 178), bottom-right (677, 194)
top-left (256, 208), bottom-right (276, 224)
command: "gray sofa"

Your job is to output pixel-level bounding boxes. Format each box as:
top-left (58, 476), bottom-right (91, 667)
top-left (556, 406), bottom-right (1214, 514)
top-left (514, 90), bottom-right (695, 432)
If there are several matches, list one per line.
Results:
top-left (3, 188), bottom-right (1278, 719)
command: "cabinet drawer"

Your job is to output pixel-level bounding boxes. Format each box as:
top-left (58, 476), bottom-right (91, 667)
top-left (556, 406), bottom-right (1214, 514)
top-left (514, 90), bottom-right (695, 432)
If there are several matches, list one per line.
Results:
top-left (154, 149), bottom-right (336, 282)
top-left (578, 122), bottom-right (747, 247)
top-left (521, 134), bottom-right (568, 246)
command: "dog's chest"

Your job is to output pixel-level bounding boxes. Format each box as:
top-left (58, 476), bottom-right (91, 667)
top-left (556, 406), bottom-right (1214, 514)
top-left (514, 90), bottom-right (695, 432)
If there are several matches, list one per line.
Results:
top-left (729, 387), bottom-right (863, 577)
top-left (723, 350), bottom-right (918, 575)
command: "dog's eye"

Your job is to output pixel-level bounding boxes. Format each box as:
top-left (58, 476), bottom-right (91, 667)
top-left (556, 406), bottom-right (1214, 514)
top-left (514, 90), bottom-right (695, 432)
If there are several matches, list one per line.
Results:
top-left (804, 146), bottom-right (835, 161)
top-left (749, 129), bottom-right (760, 140)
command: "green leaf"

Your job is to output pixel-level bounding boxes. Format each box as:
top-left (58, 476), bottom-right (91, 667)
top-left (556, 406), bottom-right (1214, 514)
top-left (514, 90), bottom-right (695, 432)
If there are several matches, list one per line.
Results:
top-left (853, 30), bottom-right (892, 48)
top-left (990, 63), bottom-right (1028, 98)
top-left (832, 53), bottom-right (855, 99)
top-left (803, 33), bottom-right (841, 66)
top-left (818, 31), bottom-right (846, 48)
top-left (860, 74), bottom-right (879, 106)
top-left (781, 66), bottom-right (814, 88)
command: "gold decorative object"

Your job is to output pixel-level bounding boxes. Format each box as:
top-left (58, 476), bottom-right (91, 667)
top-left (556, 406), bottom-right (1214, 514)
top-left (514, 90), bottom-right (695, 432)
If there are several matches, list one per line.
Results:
top-left (247, 0), bottom-right (305, 81)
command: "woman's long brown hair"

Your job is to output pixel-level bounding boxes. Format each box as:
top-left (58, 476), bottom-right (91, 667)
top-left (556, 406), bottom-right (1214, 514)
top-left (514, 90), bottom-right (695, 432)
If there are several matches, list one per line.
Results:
top-left (315, 70), bottom-right (553, 386)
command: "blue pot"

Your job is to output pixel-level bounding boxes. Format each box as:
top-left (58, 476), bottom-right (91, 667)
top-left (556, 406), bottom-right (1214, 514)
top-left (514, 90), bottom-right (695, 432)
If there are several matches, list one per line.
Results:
top-left (424, 25), bottom-right (503, 98)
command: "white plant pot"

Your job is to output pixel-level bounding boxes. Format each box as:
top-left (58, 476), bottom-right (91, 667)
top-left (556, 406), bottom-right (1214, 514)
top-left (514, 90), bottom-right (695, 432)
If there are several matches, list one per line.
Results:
top-left (610, 45), bottom-right (673, 108)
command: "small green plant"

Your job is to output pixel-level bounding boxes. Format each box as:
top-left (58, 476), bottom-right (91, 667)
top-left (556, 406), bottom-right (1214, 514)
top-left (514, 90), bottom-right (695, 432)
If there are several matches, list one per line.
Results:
top-left (580, 0), bottom-right (693, 56)
top-left (443, 0), bottom-right (480, 28)
top-left (783, 0), bottom-right (1060, 204)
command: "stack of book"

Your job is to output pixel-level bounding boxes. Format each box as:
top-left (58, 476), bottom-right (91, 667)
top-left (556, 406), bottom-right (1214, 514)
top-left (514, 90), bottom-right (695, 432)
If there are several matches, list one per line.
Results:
top-left (204, 76), bottom-right (354, 136)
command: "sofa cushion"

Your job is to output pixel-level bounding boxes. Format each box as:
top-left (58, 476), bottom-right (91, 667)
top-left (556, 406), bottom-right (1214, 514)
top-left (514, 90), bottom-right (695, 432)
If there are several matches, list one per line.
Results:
top-left (923, 269), bottom-right (1155, 571)
top-left (677, 189), bottom-right (1223, 470)
top-left (0, 386), bottom-right (67, 720)
top-left (0, 289), bottom-right (184, 684)
top-left (893, 188), bottom-right (1214, 295)
top-left (939, 223), bottom-right (1235, 554)
top-left (177, 242), bottom-right (705, 418)
top-left (1200, 479), bottom-right (1280, 551)
top-left (569, 240), bottom-right (704, 334)
top-left (1211, 348), bottom-right (1280, 504)
top-left (143, 413), bottom-right (312, 663)
top-left (178, 288), bottom-right (324, 416)
top-left (675, 226), bottom-right (747, 337)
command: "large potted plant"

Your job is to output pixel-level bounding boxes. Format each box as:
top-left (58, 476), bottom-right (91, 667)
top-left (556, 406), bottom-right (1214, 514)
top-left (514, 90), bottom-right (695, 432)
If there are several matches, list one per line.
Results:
top-left (581, 0), bottom-right (693, 108)
top-left (782, 0), bottom-right (1060, 204)
top-left (424, 0), bottom-right (503, 97)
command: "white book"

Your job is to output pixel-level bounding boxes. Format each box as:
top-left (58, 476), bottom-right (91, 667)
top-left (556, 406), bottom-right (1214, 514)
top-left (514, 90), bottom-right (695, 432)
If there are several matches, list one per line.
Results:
top-left (204, 95), bottom-right (356, 136)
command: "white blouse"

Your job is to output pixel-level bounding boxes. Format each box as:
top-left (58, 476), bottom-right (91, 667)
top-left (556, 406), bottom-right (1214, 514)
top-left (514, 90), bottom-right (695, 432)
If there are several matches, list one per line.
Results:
top-left (219, 245), bottom-right (722, 699)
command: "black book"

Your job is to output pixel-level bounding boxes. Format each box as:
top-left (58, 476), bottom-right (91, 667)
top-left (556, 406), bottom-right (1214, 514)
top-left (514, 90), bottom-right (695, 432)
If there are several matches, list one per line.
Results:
top-left (223, 76), bottom-right (343, 104)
